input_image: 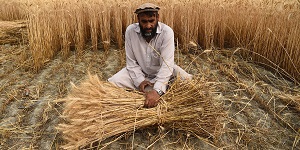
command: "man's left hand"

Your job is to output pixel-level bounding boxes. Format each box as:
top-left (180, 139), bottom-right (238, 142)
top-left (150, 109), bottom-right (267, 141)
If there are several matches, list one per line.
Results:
top-left (144, 90), bottom-right (160, 108)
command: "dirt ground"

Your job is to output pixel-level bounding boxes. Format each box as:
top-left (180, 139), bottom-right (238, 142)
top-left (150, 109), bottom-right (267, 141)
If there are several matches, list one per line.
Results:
top-left (0, 21), bottom-right (299, 149)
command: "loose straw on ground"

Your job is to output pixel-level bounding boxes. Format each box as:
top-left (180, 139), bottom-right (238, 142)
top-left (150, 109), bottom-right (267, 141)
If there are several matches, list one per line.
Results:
top-left (57, 74), bottom-right (225, 149)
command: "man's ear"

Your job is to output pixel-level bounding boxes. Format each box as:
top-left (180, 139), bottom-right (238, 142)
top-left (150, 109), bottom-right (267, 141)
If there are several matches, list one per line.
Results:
top-left (157, 13), bottom-right (160, 20)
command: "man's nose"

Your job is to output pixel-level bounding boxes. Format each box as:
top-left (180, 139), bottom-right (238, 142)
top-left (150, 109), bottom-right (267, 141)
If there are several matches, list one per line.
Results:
top-left (146, 23), bottom-right (152, 29)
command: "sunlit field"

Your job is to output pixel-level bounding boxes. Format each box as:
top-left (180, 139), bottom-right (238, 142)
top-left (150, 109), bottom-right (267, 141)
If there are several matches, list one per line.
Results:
top-left (1, 0), bottom-right (299, 81)
top-left (0, 0), bottom-right (299, 149)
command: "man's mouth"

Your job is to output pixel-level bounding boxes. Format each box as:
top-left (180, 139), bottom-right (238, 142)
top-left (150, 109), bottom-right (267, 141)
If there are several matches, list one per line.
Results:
top-left (144, 32), bottom-right (152, 37)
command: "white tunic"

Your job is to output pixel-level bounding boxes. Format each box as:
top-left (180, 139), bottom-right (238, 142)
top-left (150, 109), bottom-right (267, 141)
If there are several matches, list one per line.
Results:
top-left (125, 22), bottom-right (174, 92)
top-left (108, 22), bottom-right (192, 93)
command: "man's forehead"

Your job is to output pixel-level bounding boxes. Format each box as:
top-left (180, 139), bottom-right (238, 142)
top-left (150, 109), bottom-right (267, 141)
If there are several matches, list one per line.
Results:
top-left (138, 12), bottom-right (158, 19)
top-left (139, 14), bottom-right (157, 19)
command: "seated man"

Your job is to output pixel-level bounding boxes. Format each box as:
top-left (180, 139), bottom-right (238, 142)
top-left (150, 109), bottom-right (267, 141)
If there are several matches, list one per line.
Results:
top-left (108, 3), bottom-right (192, 108)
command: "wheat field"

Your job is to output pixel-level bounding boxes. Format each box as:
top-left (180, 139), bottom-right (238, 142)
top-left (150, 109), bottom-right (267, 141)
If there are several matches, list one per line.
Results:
top-left (0, 0), bottom-right (300, 149)
top-left (0, 0), bottom-right (299, 82)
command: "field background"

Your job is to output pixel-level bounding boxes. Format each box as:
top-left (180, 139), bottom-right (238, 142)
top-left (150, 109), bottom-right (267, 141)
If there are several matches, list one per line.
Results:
top-left (0, 0), bottom-right (300, 149)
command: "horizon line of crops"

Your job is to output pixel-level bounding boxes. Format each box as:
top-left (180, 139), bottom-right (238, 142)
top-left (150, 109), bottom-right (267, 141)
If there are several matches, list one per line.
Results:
top-left (0, 0), bottom-right (299, 83)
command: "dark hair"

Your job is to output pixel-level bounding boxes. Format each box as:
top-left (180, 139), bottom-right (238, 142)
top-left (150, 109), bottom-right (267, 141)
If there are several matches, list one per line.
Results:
top-left (137, 11), bottom-right (158, 18)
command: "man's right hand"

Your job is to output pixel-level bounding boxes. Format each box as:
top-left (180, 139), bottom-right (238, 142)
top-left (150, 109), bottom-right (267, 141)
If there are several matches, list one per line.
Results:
top-left (138, 80), bottom-right (153, 93)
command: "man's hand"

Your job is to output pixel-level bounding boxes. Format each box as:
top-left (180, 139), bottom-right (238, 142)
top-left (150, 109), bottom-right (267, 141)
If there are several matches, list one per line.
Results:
top-left (138, 80), bottom-right (153, 93)
top-left (144, 90), bottom-right (160, 108)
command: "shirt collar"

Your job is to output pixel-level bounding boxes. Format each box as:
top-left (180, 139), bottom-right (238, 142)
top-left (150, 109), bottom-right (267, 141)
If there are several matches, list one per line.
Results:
top-left (134, 22), bottom-right (162, 34)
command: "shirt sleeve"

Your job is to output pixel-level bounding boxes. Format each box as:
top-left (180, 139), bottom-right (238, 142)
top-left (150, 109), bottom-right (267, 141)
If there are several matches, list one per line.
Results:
top-left (125, 26), bottom-right (145, 88)
top-left (153, 27), bottom-right (175, 93)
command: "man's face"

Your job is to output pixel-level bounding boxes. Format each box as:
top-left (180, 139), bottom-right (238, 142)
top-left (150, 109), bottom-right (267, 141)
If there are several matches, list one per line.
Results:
top-left (138, 13), bottom-right (159, 39)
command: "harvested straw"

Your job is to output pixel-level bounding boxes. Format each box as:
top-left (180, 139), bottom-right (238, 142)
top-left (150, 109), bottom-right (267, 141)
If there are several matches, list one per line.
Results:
top-left (57, 74), bottom-right (225, 149)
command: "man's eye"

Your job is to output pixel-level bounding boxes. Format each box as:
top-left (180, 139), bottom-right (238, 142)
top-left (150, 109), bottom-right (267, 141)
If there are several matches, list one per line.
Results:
top-left (141, 20), bottom-right (147, 23)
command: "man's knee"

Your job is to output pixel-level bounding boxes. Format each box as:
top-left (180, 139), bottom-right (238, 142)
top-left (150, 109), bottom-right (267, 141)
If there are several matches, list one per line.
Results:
top-left (107, 76), bottom-right (115, 84)
top-left (173, 65), bottom-right (192, 80)
top-left (107, 68), bottom-right (136, 89)
top-left (108, 71), bottom-right (125, 87)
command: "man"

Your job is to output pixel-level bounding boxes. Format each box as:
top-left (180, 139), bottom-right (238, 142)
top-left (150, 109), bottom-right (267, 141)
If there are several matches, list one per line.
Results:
top-left (108, 3), bottom-right (192, 108)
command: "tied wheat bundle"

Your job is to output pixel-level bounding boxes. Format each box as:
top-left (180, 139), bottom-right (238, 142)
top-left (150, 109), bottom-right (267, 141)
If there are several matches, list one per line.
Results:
top-left (57, 74), bottom-right (225, 149)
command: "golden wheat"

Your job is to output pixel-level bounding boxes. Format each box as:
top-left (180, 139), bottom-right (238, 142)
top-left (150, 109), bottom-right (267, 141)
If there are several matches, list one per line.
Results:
top-left (0, 0), bottom-right (299, 81)
top-left (57, 73), bottom-right (225, 149)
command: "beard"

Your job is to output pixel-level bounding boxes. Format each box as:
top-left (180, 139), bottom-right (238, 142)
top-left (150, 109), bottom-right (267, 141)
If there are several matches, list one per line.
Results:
top-left (139, 22), bottom-right (158, 39)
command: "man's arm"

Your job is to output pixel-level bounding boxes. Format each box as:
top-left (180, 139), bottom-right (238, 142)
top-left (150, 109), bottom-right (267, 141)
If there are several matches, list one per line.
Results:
top-left (144, 26), bottom-right (175, 108)
top-left (153, 26), bottom-right (175, 93)
top-left (125, 26), bottom-right (145, 89)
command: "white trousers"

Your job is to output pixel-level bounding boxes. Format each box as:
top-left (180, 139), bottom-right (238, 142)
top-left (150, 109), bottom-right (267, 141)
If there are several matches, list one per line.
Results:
top-left (108, 64), bottom-right (192, 90)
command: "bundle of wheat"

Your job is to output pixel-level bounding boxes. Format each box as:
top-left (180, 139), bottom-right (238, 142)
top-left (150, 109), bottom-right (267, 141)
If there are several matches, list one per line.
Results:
top-left (57, 74), bottom-right (225, 149)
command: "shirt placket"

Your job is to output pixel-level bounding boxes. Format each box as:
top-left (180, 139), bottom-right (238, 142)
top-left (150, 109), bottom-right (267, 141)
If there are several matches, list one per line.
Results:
top-left (146, 43), bottom-right (151, 68)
